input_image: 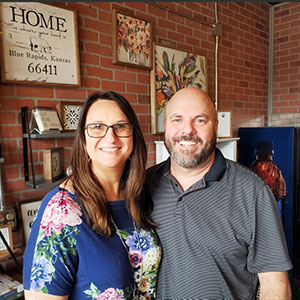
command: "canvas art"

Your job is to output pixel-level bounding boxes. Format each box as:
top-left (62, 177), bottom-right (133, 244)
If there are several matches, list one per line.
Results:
top-left (112, 9), bottom-right (152, 69)
top-left (151, 44), bottom-right (208, 133)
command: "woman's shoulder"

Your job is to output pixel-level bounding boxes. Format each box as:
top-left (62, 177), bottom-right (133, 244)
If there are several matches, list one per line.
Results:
top-left (39, 185), bottom-right (83, 236)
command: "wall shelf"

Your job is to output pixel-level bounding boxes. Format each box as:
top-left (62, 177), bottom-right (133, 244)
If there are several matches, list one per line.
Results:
top-left (25, 178), bottom-right (61, 190)
top-left (21, 107), bottom-right (75, 189)
top-left (22, 132), bottom-right (75, 139)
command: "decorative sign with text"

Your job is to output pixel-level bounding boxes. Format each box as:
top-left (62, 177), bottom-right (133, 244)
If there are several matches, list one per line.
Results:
top-left (0, 3), bottom-right (80, 86)
top-left (20, 200), bottom-right (42, 244)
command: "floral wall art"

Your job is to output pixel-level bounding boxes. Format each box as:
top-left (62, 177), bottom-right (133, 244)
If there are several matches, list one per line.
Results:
top-left (112, 9), bottom-right (152, 69)
top-left (150, 44), bottom-right (208, 133)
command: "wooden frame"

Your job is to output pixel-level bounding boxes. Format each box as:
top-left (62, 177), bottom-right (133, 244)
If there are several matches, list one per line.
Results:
top-left (0, 224), bottom-right (13, 253)
top-left (18, 199), bottom-right (42, 245)
top-left (112, 8), bottom-right (153, 69)
top-left (59, 101), bottom-right (83, 132)
top-left (43, 147), bottom-right (64, 182)
top-left (0, 2), bottom-right (81, 86)
top-left (217, 110), bottom-right (232, 138)
top-left (150, 43), bottom-right (208, 134)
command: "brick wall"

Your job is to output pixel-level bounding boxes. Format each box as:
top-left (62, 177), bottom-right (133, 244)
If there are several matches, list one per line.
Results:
top-left (0, 2), bottom-right (270, 246)
top-left (272, 2), bottom-right (300, 126)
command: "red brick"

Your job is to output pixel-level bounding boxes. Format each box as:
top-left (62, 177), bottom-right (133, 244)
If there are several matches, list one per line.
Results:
top-left (100, 34), bottom-right (112, 46)
top-left (68, 2), bottom-right (98, 18)
top-left (115, 71), bottom-right (137, 83)
top-left (79, 28), bottom-right (99, 42)
top-left (1, 139), bottom-right (18, 153)
top-left (168, 31), bottom-right (185, 43)
top-left (0, 85), bottom-right (15, 97)
top-left (85, 42), bottom-right (102, 55)
top-left (0, 126), bottom-right (22, 139)
top-left (158, 19), bottom-right (176, 31)
top-left (98, 10), bottom-right (111, 23)
top-left (101, 80), bottom-right (125, 92)
top-left (131, 104), bottom-right (148, 114)
top-left (101, 57), bottom-right (123, 69)
top-left (56, 89), bottom-right (86, 101)
top-left (99, 69), bottom-right (113, 80)
top-left (80, 53), bottom-right (99, 66)
top-left (21, 189), bottom-right (51, 201)
top-left (85, 18), bottom-right (111, 34)
top-left (86, 66), bottom-right (101, 77)
top-left (36, 100), bottom-right (57, 107)
top-left (81, 77), bottom-right (100, 88)
top-left (0, 112), bottom-right (16, 125)
top-left (147, 5), bottom-right (167, 18)
top-left (95, 2), bottom-right (110, 10)
top-left (138, 74), bottom-right (150, 85)
top-left (1, 98), bottom-right (34, 111)
top-left (154, 27), bottom-right (167, 39)
top-left (126, 2), bottom-right (147, 11)
top-left (3, 167), bottom-right (19, 180)
top-left (16, 86), bottom-right (54, 98)
top-left (56, 138), bottom-right (75, 148)
top-left (127, 83), bottom-right (148, 94)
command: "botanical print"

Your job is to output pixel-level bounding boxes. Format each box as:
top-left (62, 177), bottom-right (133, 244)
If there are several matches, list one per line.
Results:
top-left (116, 228), bottom-right (161, 299)
top-left (151, 44), bottom-right (207, 133)
top-left (115, 11), bottom-right (151, 68)
top-left (84, 227), bottom-right (161, 300)
top-left (84, 283), bottom-right (126, 300)
top-left (29, 191), bottom-right (82, 293)
top-left (28, 190), bottom-right (160, 299)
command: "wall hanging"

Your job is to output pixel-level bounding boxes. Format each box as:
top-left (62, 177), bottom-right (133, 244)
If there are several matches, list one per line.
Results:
top-left (0, 2), bottom-right (81, 86)
top-left (112, 8), bottom-right (153, 69)
top-left (59, 101), bottom-right (83, 132)
top-left (18, 199), bottom-right (42, 245)
top-left (150, 43), bottom-right (208, 134)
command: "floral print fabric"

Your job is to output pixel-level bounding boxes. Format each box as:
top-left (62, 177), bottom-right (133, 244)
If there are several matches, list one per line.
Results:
top-left (23, 186), bottom-right (161, 300)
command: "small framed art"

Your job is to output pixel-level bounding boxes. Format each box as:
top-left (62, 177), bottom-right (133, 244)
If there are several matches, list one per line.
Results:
top-left (112, 8), bottom-right (153, 69)
top-left (0, 224), bottom-right (13, 253)
top-left (19, 199), bottom-right (42, 244)
top-left (60, 101), bottom-right (83, 132)
top-left (217, 111), bottom-right (232, 138)
top-left (43, 147), bottom-right (64, 182)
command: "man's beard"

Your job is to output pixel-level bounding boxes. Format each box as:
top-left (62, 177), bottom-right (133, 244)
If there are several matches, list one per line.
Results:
top-left (164, 133), bottom-right (216, 169)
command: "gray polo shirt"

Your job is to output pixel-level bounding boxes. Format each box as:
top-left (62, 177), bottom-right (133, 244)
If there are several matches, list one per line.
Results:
top-left (146, 149), bottom-right (292, 300)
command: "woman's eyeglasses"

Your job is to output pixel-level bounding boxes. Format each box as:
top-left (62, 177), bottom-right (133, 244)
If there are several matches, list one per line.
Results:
top-left (85, 123), bottom-right (133, 138)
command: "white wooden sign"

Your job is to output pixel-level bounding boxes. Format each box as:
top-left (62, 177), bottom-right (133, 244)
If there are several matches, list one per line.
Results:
top-left (20, 200), bottom-right (42, 243)
top-left (0, 2), bottom-right (80, 86)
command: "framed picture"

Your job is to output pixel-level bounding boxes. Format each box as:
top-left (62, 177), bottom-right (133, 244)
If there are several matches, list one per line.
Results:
top-left (150, 43), bottom-right (208, 133)
top-left (43, 147), bottom-right (64, 182)
top-left (18, 199), bottom-right (42, 245)
top-left (59, 101), bottom-right (83, 132)
top-left (217, 111), bottom-right (232, 138)
top-left (0, 224), bottom-right (13, 253)
top-left (0, 2), bottom-right (81, 86)
top-left (112, 9), bottom-right (153, 69)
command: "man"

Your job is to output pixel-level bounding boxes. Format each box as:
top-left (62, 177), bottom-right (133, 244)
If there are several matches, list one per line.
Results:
top-left (146, 87), bottom-right (292, 299)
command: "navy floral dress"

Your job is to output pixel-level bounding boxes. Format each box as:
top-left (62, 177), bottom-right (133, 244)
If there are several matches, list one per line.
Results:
top-left (23, 186), bottom-right (161, 299)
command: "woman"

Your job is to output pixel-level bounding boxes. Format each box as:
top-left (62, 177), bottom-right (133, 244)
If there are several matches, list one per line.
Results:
top-left (23, 91), bottom-right (161, 299)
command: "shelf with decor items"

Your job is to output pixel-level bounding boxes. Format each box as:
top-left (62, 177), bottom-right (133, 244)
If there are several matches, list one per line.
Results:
top-left (21, 107), bottom-right (75, 189)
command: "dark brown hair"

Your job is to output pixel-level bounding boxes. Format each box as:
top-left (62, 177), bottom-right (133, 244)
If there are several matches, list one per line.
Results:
top-left (69, 91), bottom-right (154, 235)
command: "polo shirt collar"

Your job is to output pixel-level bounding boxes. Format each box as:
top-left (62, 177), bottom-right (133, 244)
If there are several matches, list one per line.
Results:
top-left (155, 147), bottom-right (227, 182)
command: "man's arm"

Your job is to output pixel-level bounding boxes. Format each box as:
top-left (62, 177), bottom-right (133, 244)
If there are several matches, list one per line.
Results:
top-left (258, 271), bottom-right (291, 300)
